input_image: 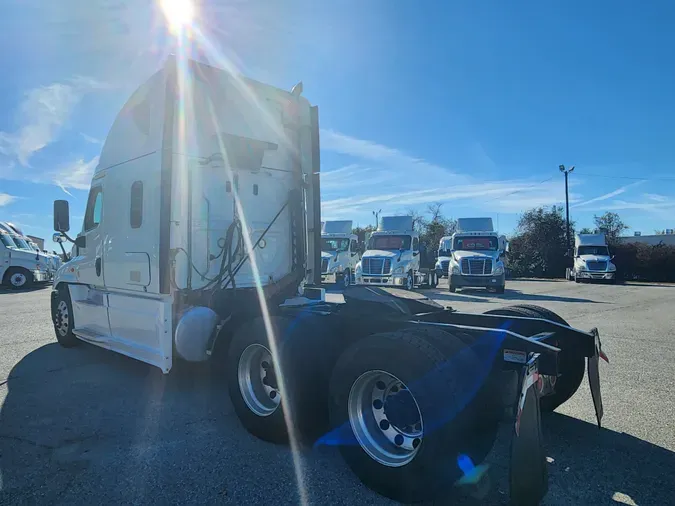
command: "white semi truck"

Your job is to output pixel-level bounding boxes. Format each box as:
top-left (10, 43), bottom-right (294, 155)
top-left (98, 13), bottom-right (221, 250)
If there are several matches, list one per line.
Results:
top-left (320, 220), bottom-right (360, 287)
top-left (568, 233), bottom-right (617, 283)
top-left (48, 56), bottom-right (607, 504)
top-left (0, 228), bottom-right (51, 289)
top-left (354, 216), bottom-right (439, 289)
top-left (447, 218), bottom-right (508, 294)
top-left (435, 235), bottom-right (453, 278)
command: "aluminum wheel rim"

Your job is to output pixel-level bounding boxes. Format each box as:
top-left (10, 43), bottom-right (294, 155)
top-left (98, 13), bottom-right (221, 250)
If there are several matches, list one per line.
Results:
top-left (11, 273), bottom-right (27, 287)
top-left (238, 343), bottom-right (281, 417)
top-left (348, 370), bottom-right (423, 467)
top-left (55, 300), bottom-right (69, 337)
top-left (405, 274), bottom-right (412, 290)
top-left (343, 270), bottom-right (350, 288)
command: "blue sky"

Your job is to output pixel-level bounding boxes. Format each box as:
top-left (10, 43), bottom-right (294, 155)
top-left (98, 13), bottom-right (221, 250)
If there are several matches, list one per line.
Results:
top-left (1, 0), bottom-right (675, 252)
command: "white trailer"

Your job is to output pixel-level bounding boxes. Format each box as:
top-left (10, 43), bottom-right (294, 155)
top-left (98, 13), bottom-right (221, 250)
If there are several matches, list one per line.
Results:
top-left (320, 220), bottom-right (360, 287)
top-left (447, 218), bottom-right (508, 293)
top-left (48, 56), bottom-right (607, 504)
top-left (568, 233), bottom-right (617, 283)
top-left (354, 216), bottom-right (439, 289)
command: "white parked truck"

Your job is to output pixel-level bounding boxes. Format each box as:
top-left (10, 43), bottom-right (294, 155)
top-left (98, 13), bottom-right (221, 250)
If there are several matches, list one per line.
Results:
top-left (354, 216), bottom-right (439, 289)
top-left (0, 221), bottom-right (59, 278)
top-left (447, 218), bottom-right (508, 293)
top-left (320, 220), bottom-right (360, 287)
top-left (0, 228), bottom-right (50, 289)
top-left (48, 56), bottom-right (607, 504)
top-left (569, 233), bottom-right (616, 283)
top-left (434, 235), bottom-right (453, 278)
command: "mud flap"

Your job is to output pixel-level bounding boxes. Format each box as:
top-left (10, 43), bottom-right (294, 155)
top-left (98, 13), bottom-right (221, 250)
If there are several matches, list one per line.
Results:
top-left (510, 356), bottom-right (547, 506)
top-left (588, 327), bottom-right (605, 428)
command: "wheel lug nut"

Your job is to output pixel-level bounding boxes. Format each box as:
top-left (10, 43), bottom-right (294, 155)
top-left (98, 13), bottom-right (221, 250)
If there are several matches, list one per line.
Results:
top-left (376, 381), bottom-right (386, 390)
top-left (261, 361), bottom-right (270, 370)
top-left (372, 399), bottom-right (383, 410)
top-left (379, 419), bottom-right (390, 431)
top-left (269, 391), bottom-right (277, 399)
top-left (412, 438), bottom-right (421, 448)
top-left (394, 434), bottom-right (404, 446)
top-left (390, 385), bottom-right (399, 393)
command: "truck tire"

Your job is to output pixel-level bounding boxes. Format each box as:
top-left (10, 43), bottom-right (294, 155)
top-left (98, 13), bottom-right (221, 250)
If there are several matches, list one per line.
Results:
top-left (342, 269), bottom-right (351, 289)
top-left (404, 271), bottom-right (414, 291)
top-left (483, 305), bottom-right (585, 412)
top-left (448, 282), bottom-right (456, 293)
top-left (227, 315), bottom-right (340, 444)
top-left (495, 285), bottom-right (505, 294)
top-left (3, 267), bottom-right (34, 290)
top-left (51, 285), bottom-right (79, 348)
top-left (328, 330), bottom-right (497, 503)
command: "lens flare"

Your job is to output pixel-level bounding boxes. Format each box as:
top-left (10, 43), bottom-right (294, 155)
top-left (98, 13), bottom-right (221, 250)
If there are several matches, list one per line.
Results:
top-left (159, 0), bottom-right (194, 34)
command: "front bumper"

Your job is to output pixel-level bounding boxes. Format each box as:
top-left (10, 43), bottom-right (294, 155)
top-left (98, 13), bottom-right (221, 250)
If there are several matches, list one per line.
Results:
top-left (321, 272), bottom-right (339, 283)
top-left (355, 274), bottom-right (408, 287)
top-left (577, 271), bottom-right (615, 280)
top-left (450, 273), bottom-right (505, 288)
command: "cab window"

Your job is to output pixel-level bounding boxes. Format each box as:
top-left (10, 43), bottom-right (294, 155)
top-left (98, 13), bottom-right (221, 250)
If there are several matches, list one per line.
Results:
top-left (350, 239), bottom-right (358, 252)
top-left (412, 237), bottom-right (419, 252)
top-left (84, 186), bottom-right (103, 231)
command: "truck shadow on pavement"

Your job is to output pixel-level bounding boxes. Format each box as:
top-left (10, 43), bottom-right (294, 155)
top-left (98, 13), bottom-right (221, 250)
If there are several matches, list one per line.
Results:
top-left (1, 343), bottom-right (672, 505)
top-left (539, 413), bottom-right (675, 506)
top-left (456, 288), bottom-right (602, 304)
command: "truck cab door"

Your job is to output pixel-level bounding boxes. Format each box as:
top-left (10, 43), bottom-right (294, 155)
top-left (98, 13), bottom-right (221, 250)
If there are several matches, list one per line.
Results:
top-left (412, 237), bottom-right (421, 270)
top-left (70, 184), bottom-right (112, 338)
top-left (350, 239), bottom-right (360, 269)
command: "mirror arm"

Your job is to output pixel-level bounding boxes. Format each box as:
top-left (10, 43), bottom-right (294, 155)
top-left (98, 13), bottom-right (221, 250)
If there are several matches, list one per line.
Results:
top-left (60, 231), bottom-right (77, 244)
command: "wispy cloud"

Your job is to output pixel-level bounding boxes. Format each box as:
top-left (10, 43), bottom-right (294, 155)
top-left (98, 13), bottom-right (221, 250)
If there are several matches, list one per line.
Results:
top-left (0, 193), bottom-right (18, 207)
top-left (571, 181), bottom-right (643, 208)
top-left (319, 130), bottom-right (577, 220)
top-left (80, 133), bottom-right (102, 144)
top-left (0, 77), bottom-right (107, 167)
top-left (52, 156), bottom-right (100, 193)
top-left (643, 193), bottom-right (669, 203)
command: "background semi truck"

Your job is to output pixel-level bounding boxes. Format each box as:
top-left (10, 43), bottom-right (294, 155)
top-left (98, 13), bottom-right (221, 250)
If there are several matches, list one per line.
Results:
top-left (447, 217), bottom-right (508, 294)
top-left (354, 216), bottom-right (438, 289)
top-left (0, 223), bottom-right (52, 289)
top-left (568, 233), bottom-right (617, 283)
top-left (435, 235), bottom-right (453, 278)
top-left (320, 220), bottom-right (360, 287)
top-left (48, 56), bottom-right (607, 503)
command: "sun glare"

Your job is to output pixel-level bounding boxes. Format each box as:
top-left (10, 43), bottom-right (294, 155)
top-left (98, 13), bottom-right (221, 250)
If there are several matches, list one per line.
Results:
top-left (160, 0), bottom-right (194, 33)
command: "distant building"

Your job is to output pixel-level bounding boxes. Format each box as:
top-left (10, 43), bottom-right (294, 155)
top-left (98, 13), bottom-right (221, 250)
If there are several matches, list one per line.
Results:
top-left (27, 235), bottom-right (44, 250)
top-left (618, 234), bottom-right (675, 246)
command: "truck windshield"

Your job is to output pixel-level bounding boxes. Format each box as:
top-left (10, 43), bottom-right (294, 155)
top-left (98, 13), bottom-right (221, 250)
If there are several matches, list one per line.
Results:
top-left (578, 246), bottom-right (609, 256)
top-left (12, 237), bottom-right (31, 250)
top-left (453, 236), bottom-right (498, 251)
top-left (368, 235), bottom-right (411, 251)
top-left (438, 248), bottom-right (452, 257)
top-left (1, 234), bottom-right (16, 248)
top-left (322, 238), bottom-right (350, 252)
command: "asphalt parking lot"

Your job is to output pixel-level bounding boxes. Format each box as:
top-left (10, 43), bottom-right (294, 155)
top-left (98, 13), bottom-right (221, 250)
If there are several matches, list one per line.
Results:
top-left (1, 280), bottom-right (674, 505)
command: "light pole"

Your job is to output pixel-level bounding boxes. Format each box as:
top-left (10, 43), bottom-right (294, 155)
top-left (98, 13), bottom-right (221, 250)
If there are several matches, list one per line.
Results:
top-left (559, 164), bottom-right (575, 254)
top-left (372, 209), bottom-right (382, 229)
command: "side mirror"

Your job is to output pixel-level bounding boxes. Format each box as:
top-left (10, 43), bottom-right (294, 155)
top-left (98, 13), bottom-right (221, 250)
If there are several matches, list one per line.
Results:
top-left (53, 200), bottom-right (70, 232)
top-left (413, 251), bottom-right (419, 257)
top-left (351, 251), bottom-right (358, 257)
top-left (610, 255), bottom-right (615, 260)
top-left (75, 235), bottom-right (87, 249)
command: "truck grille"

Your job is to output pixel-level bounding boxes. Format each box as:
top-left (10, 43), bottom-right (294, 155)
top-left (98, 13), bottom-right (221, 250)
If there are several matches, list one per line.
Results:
top-left (321, 258), bottom-right (329, 274)
top-left (587, 261), bottom-right (607, 271)
top-left (460, 258), bottom-right (492, 275)
top-left (440, 260), bottom-right (449, 275)
top-left (362, 257), bottom-right (392, 275)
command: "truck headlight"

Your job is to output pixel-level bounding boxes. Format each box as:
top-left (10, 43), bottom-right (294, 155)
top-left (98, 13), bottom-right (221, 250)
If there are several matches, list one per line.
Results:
top-left (577, 262), bottom-right (587, 271)
top-left (451, 264), bottom-right (460, 275)
top-left (608, 263), bottom-right (616, 272)
top-left (393, 265), bottom-right (405, 274)
top-left (493, 264), bottom-right (504, 275)
top-left (355, 263), bottom-right (362, 274)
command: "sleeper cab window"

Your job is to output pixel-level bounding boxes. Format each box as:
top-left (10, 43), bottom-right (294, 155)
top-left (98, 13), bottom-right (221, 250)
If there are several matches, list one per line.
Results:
top-left (130, 181), bottom-right (143, 228)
